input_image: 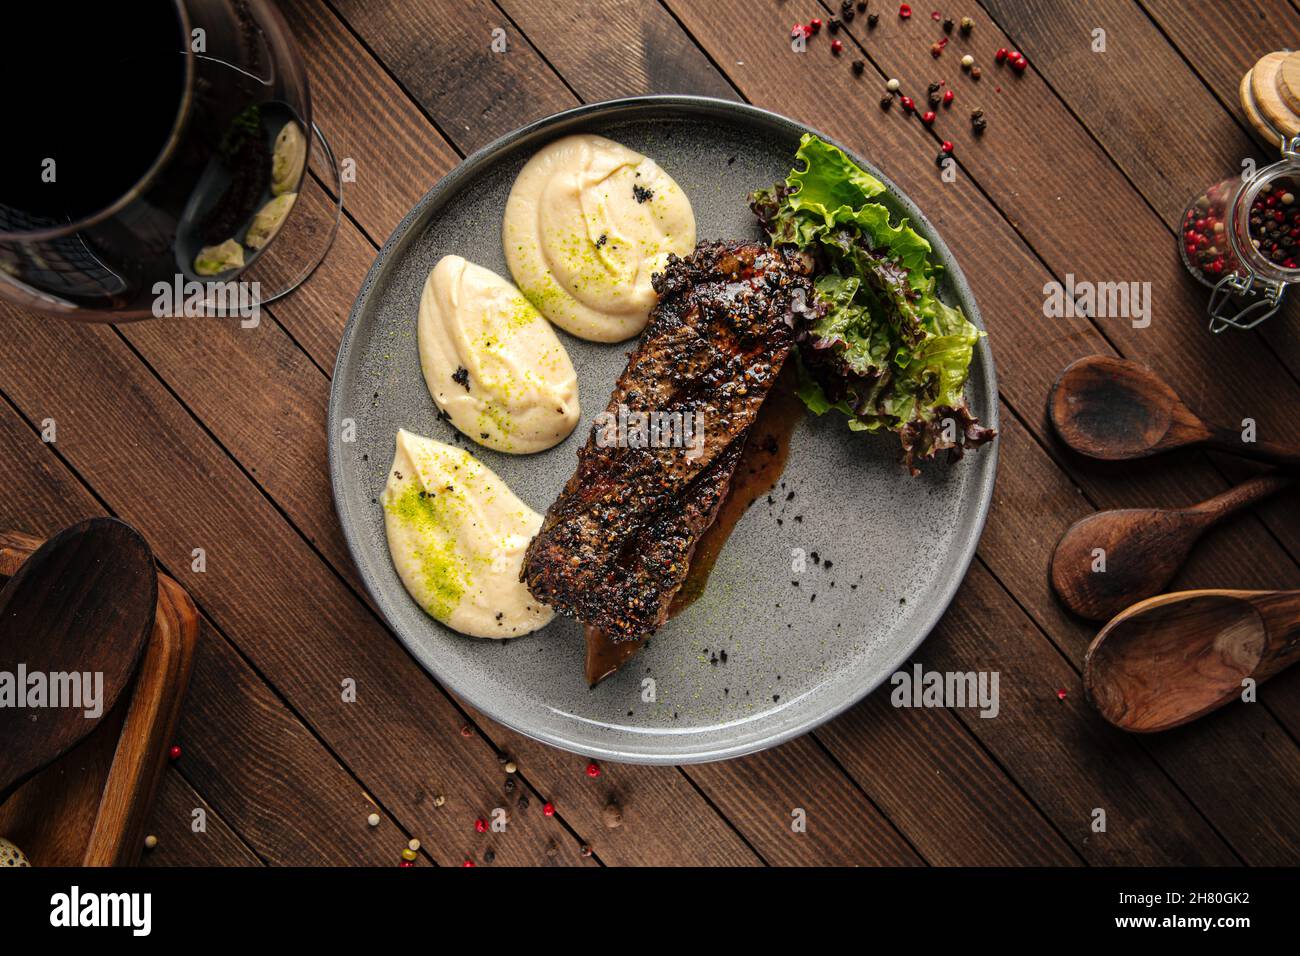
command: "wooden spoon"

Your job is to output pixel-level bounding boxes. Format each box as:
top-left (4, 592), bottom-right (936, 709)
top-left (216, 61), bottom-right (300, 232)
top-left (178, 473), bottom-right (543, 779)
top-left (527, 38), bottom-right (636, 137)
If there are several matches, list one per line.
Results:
top-left (1085, 589), bottom-right (1300, 732)
top-left (1050, 473), bottom-right (1294, 620)
top-left (0, 518), bottom-right (156, 804)
top-left (1049, 355), bottom-right (1300, 469)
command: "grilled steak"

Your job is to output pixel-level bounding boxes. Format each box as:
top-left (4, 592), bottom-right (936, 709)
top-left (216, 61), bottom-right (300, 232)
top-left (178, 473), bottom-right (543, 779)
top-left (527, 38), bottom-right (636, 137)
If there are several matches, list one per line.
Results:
top-left (522, 240), bottom-right (813, 643)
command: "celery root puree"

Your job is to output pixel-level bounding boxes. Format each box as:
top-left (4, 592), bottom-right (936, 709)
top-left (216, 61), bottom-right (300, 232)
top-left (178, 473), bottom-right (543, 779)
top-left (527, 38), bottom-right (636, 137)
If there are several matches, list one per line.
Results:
top-left (503, 133), bottom-right (696, 342)
top-left (418, 255), bottom-right (579, 454)
top-left (382, 429), bottom-right (553, 638)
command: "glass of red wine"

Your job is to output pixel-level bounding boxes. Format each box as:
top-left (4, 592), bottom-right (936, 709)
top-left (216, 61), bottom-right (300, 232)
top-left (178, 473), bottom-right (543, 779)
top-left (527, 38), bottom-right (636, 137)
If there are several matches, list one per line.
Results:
top-left (0, 0), bottom-right (340, 321)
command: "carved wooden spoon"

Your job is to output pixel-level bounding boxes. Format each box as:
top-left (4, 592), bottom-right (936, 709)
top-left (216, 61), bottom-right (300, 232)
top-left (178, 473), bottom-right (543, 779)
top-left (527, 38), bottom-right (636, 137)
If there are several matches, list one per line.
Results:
top-left (1050, 473), bottom-right (1294, 620)
top-left (1084, 589), bottom-right (1300, 732)
top-left (0, 518), bottom-right (156, 804)
top-left (1049, 355), bottom-right (1300, 468)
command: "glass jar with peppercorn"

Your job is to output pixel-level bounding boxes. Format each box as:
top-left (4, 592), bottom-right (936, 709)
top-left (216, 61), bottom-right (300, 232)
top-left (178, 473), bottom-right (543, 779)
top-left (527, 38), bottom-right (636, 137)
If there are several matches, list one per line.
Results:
top-left (1180, 138), bottom-right (1300, 332)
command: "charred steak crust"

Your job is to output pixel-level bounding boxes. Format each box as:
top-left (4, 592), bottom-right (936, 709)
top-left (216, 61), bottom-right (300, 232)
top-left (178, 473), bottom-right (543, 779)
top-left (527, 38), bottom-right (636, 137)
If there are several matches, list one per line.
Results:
top-left (522, 241), bottom-right (813, 641)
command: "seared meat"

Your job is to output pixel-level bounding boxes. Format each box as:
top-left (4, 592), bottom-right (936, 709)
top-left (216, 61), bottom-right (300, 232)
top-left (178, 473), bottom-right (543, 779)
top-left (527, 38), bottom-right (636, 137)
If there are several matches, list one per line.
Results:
top-left (581, 438), bottom-right (742, 685)
top-left (522, 241), bottom-right (813, 643)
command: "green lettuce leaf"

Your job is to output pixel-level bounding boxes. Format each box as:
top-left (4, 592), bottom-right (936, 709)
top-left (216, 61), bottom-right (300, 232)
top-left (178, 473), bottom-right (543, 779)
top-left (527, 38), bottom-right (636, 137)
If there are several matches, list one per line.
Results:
top-left (751, 134), bottom-right (994, 473)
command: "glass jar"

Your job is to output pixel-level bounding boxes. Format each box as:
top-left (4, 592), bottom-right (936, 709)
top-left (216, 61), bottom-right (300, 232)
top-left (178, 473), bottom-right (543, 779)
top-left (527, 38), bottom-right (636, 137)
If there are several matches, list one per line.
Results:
top-left (1179, 140), bottom-right (1300, 332)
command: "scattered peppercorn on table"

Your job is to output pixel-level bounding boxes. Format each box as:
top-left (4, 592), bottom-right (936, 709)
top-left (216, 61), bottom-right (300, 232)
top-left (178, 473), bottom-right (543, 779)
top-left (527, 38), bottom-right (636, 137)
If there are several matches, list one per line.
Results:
top-left (1, 0), bottom-right (1298, 867)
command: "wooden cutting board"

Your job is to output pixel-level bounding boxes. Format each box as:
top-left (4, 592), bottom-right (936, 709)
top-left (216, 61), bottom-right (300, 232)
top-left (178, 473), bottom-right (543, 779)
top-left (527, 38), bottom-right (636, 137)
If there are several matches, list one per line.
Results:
top-left (0, 529), bottom-right (198, 866)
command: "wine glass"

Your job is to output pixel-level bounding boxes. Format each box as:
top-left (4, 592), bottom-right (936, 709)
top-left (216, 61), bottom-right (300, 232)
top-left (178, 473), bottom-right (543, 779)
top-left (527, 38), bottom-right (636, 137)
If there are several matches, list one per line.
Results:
top-left (0, 0), bottom-right (340, 322)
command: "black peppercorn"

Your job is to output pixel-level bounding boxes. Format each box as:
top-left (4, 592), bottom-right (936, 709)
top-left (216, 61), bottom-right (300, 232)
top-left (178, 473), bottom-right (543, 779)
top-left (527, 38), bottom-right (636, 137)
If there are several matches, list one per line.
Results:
top-left (829, 16), bottom-right (841, 33)
top-left (852, 59), bottom-right (865, 75)
top-left (943, 18), bottom-right (954, 33)
top-left (856, 0), bottom-right (866, 10)
top-left (879, 94), bottom-right (893, 109)
top-left (867, 12), bottom-right (879, 27)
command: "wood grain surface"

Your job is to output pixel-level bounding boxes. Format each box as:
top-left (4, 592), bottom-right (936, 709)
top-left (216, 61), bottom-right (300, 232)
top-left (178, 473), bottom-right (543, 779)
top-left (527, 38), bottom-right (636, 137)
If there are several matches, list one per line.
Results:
top-left (0, 0), bottom-right (1296, 866)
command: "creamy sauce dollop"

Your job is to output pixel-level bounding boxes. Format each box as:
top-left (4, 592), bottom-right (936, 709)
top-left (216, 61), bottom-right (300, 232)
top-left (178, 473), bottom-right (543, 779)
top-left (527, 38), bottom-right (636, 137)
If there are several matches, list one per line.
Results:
top-left (382, 429), bottom-right (553, 638)
top-left (503, 134), bottom-right (696, 342)
top-left (419, 255), bottom-right (579, 454)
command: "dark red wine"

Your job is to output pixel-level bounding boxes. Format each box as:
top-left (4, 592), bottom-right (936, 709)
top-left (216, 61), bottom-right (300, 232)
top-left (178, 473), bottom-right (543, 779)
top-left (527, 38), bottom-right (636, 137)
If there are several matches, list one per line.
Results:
top-left (0, 0), bottom-right (314, 317)
top-left (1, 1), bottom-right (186, 226)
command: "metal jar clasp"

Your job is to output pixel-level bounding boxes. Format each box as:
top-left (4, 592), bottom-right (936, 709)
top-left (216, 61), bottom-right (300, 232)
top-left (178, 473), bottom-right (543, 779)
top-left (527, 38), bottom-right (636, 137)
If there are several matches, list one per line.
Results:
top-left (1208, 271), bottom-right (1285, 333)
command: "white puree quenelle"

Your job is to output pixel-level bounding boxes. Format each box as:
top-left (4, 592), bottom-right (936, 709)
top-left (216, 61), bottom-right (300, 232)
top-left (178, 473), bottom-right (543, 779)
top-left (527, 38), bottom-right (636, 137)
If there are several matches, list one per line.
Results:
top-left (503, 134), bottom-right (696, 342)
top-left (419, 256), bottom-right (579, 454)
top-left (382, 429), bottom-right (553, 638)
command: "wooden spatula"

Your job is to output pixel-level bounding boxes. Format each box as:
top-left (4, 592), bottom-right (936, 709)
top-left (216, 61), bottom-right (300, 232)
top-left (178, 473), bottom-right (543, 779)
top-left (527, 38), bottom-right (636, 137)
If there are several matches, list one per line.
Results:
top-left (1050, 473), bottom-right (1294, 620)
top-left (1084, 588), bottom-right (1300, 732)
top-left (0, 518), bottom-right (156, 804)
top-left (1049, 355), bottom-right (1300, 469)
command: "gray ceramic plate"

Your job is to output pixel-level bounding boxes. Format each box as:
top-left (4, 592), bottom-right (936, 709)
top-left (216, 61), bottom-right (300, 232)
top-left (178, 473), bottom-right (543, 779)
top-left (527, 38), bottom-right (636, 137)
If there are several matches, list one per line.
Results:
top-left (328, 96), bottom-right (998, 764)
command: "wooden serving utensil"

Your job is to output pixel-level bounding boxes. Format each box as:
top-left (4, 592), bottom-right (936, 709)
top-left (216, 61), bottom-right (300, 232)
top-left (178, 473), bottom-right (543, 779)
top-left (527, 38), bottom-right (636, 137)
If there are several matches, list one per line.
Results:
top-left (1085, 589), bottom-right (1300, 732)
top-left (1050, 473), bottom-right (1294, 620)
top-left (1049, 355), bottom-right (1300, 469)
top-left (0, 518), bottom-right (157, 805)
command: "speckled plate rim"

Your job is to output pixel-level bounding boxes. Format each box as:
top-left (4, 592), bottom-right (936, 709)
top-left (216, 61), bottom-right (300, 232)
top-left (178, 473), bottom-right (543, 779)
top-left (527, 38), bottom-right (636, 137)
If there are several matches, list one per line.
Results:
top-left (328, 95), bottom-right (999, 764)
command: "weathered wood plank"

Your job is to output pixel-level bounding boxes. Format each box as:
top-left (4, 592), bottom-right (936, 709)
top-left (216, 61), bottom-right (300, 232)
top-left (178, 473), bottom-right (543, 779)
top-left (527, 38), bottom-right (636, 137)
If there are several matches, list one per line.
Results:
top-left (142, 771), bottom-right (263, 867)
top-left (1140, 0), bottom-right (1300, 123)
top-left (173, 625), bottom-right (433, 866)
top-left (0, 309), bottom-right (593, 867)
top-left (329, 0), bottom-right (575, 153)
top-left (817, 689), bottom-right (1079, 866)
top-left (686, 736), bottom-right (926, 866)
top-left (281, 0), bottom-right (462, 243)
top-left (457, 712), bottom-right (765, 865)
top-left (496, 0), bottom-right (738, 101)
top-left (0, 397), bottom-right (420, 866)
top-left (980, 0), bottom-right (1261, 224)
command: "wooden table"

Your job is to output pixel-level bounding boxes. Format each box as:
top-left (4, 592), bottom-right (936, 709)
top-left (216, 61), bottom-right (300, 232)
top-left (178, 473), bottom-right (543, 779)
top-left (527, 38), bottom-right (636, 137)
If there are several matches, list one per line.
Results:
top-left (2, 0), bottom-right (1298, 867)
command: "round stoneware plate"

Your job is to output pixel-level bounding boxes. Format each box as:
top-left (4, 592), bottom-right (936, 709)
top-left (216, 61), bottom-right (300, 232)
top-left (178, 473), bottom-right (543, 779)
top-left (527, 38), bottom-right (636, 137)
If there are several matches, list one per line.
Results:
top-left (329, 96), bottom-right (998, 764)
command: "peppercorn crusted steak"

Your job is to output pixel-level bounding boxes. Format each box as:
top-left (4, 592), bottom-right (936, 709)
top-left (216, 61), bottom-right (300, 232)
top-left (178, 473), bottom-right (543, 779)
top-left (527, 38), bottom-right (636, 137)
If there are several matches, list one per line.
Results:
top-left (522, 241), bottom-right (813, 645)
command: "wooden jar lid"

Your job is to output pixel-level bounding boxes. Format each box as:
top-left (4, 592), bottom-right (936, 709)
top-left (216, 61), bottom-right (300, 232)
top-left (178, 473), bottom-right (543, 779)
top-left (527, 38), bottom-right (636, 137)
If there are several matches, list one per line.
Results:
top-left (1278, 50), bottom-right (1300, 114)
top-left (1252, 52), bottom-right (1300, 137)
top-left (1241, 68), bottom-right (1284, 147)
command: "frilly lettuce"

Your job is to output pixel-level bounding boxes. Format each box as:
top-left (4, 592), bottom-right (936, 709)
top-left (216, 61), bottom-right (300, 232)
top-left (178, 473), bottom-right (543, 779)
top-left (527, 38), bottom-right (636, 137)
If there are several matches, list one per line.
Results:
top-left (751, 134), bottom-right (994, 474)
